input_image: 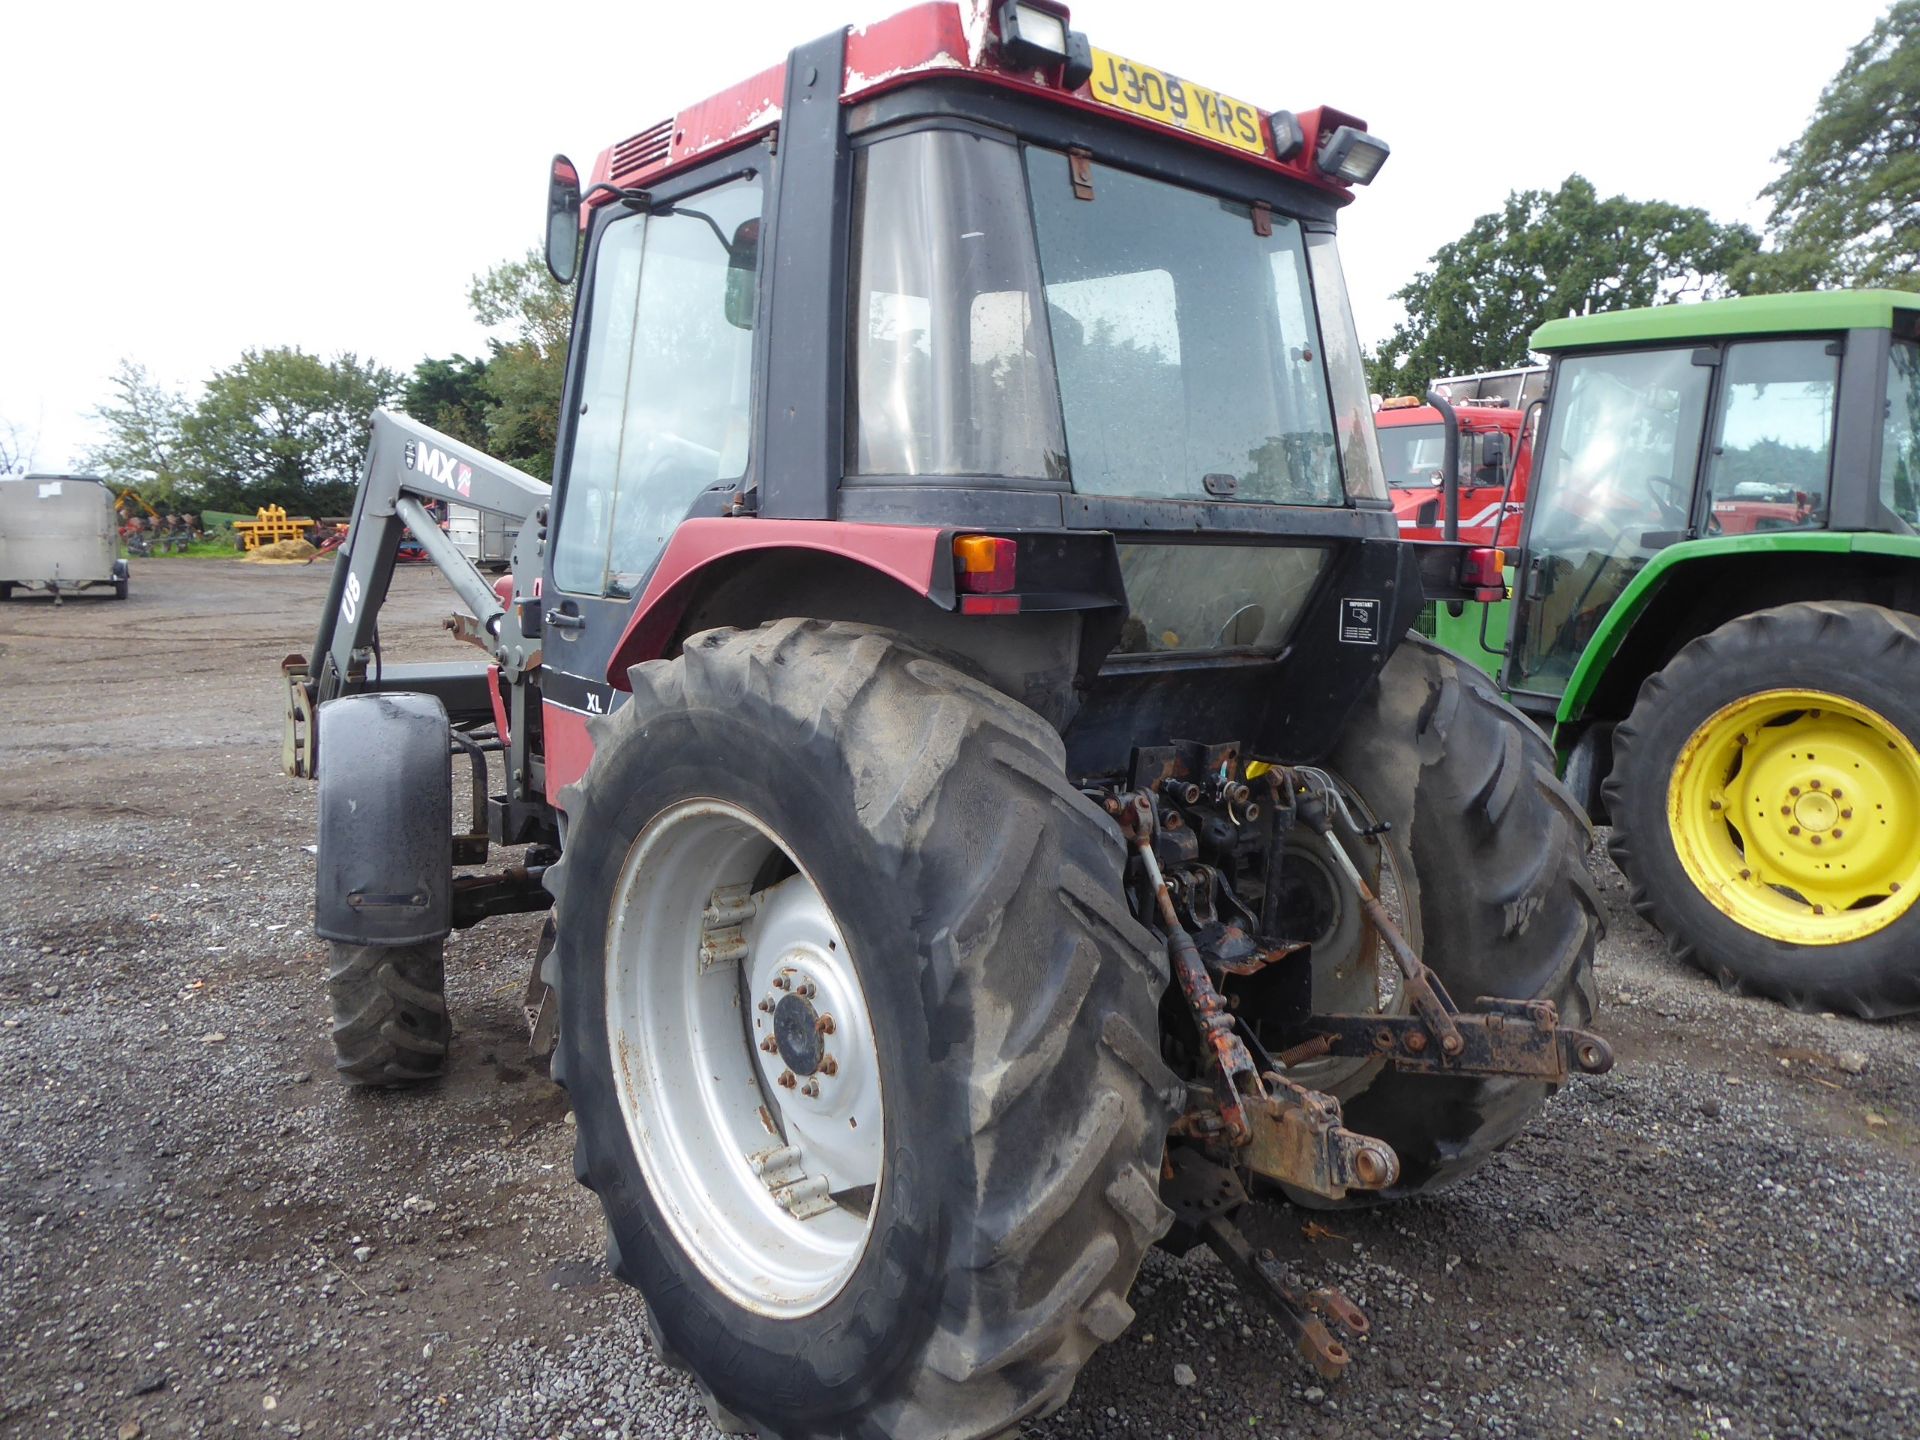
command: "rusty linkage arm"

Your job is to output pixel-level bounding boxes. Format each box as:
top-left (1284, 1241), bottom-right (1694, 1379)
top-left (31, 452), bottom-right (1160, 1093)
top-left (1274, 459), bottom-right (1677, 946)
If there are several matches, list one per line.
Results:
top-left (1163, 1148), bottom-right (1367, 1382)
top-left (1276, 768), bottom-right (1615, 1085)
top-left (1118, 791), bottom-right (1265, 1145)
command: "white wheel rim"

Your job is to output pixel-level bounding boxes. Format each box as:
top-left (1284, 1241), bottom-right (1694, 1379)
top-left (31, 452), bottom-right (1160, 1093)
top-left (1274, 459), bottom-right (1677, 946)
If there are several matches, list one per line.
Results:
top-left (606, 799), bottom-right (884, 1317)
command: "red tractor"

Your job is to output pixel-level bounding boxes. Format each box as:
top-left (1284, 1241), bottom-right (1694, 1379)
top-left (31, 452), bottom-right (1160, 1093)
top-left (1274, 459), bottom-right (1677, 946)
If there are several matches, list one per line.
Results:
top-left (1377, 366), bottom-right (1547, 546)
top-left (282, 6), bottom-right (1607, 1435)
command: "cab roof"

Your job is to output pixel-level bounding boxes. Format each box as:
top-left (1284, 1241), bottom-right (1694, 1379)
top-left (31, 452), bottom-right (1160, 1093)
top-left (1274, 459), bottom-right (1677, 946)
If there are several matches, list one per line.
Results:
top-left (1531, 289), bottom-right (1920, 352)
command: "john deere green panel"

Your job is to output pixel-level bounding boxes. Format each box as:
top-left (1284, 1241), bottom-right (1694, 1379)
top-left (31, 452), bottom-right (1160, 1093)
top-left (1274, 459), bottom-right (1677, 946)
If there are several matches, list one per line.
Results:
top-left (1553, 531), bottom-right (1920, 725)
top-left (1428, 581), bottom-right (1509, 682)
top-left (1532, 290), bottom-right (1920, 353)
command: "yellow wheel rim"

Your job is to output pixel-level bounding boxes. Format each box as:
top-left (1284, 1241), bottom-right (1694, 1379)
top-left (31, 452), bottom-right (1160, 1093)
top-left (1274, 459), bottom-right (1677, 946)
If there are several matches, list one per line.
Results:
top-left (1667, 688), bottom-right (1920, 945)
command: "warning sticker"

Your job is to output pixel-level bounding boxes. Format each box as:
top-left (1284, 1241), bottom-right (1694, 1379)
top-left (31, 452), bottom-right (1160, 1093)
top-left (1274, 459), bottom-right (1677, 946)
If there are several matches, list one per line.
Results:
top-left (1338, 597), bottom-right (1381, 646)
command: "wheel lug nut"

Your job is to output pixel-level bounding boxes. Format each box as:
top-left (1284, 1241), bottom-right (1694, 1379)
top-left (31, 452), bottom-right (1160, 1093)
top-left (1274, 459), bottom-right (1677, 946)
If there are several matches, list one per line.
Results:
top-left (1841, 808), bottom-right (1853, 819)
top-left (815, 1014), bottom-right (836, 1036)
top-left (1709, 799), bottom-right (1722, 811)
top-left (1831, 829), bottom-right (1843, 839)
top-left (1790, 786), bottom-right (1801, 797)
top-left (771, 975), bottom-right (789, 991)
top-left (1789, 826), bottom-right (1801, 836)
top-left (1812, 904), bottom-right (1826, 915)
top-left (1781, 806), bottom-right (1792, 816)
top-left (1738, 869), bottom-right (1751, 880)
top-left (757, 998), bottom-right (775, 1013)
top-left (1811, 835), bottom-right (1823, 846)
top-left (760, 1036), bottom-right (778, 1053)
top-left (777, 1070), bottom-right (796, 1089)
top-left (800, 1079), bottom-right (820, 1098)
top-left (1810, 779), bottom-right (1821, 789)
top-left (795, 981), bottom-right (815, 999)
top-left (819, 1055), bottom-right (838, 1076)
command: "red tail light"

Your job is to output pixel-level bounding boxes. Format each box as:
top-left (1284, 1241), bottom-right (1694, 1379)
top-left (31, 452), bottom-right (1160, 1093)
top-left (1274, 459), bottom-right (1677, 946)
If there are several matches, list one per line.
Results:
top-left (1463, 546), bottom-right (1507, 602)
top-left (954, 534), bottom-right (1017, 594)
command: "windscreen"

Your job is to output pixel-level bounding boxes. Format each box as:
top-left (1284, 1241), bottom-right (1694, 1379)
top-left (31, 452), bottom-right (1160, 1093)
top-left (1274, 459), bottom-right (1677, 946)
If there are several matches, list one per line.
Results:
top-left (1377, 422), bottom-right (1448, 488)
top-left (1026, 149), bottom-right (1344, 504)
top-left (847, 130), bottom-right (1354, 506)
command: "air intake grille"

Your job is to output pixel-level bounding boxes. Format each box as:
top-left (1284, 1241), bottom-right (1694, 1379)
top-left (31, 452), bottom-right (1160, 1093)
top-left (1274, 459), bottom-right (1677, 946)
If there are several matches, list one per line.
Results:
top-left (611, 121), bottom-right (672, 179)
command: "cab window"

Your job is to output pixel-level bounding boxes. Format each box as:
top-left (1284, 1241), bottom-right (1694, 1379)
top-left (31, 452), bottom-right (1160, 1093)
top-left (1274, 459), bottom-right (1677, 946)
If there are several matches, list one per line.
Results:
top-left (554, 175), bottom-right (762, 595)
top-left (1703, 338), bottom-right (1838, 533)
top-left (1882, 339), bottom-right (1920, 529)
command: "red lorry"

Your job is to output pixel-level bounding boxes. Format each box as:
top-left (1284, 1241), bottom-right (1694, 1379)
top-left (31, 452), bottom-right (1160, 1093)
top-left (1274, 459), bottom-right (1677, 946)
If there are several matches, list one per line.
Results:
top-left (1377, 367), bottom-right (1546, 545)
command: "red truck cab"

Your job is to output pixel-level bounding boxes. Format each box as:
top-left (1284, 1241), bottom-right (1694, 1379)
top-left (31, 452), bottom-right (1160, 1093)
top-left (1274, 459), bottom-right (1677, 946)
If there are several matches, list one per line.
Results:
top-left (1376, 367), bottom-right (1545, 545)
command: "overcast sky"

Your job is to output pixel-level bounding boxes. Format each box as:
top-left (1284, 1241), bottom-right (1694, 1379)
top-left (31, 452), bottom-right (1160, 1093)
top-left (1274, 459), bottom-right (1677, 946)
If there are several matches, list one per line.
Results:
top-left (0, 0), bottom-right (1887, 472)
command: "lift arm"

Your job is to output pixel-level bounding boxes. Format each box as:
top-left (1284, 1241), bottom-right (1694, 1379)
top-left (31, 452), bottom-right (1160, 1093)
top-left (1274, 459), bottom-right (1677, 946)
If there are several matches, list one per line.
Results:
top-left (282, 410), bottom-right (550, 778)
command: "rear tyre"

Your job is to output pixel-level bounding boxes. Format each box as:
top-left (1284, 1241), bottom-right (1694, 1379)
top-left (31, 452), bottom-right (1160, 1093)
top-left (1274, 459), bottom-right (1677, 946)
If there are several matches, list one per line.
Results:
top-left (548, 619), bottom-right (1177, 1440)
top-left (113, 577), bottom-right (129, 601)
top-left (1606, 602), bottom-right (1920, 1018)
top-left (1299, 635), bottom-right (1602, 1204)
top-left (327, 942), bottom-right (451, 1084)
top-left (0, 582), bottom-right (12, 601)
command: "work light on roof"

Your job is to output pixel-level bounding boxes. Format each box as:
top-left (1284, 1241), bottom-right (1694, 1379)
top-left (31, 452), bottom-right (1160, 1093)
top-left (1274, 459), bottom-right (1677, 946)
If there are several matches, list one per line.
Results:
top-left (997, 1), bottom-right (1068, 62)
top-left (1316, 125), bottom-right (1390, 185)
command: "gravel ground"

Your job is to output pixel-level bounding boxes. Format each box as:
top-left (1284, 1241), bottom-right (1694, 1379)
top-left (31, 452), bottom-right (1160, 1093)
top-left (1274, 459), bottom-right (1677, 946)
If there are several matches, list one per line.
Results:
top-left (1, 559), bottom-right (1914, 1440)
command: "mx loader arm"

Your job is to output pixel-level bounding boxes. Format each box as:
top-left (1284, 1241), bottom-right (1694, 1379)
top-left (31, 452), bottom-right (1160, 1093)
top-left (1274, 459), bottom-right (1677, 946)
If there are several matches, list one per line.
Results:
top-left (281, 409), bottom-right (550, 779)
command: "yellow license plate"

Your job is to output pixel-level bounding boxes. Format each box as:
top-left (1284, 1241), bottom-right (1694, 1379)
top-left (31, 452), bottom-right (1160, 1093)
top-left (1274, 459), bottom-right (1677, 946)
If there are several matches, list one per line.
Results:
top-left (1086, 48), bottom-right (1268, 157)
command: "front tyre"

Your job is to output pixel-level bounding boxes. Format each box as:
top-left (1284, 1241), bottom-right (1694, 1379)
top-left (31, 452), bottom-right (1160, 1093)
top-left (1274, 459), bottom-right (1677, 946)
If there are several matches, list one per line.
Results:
top-left (549, 620), bottom-right (1177, 1440)
top-left (1607, 602), bottom-right (1920, 1018)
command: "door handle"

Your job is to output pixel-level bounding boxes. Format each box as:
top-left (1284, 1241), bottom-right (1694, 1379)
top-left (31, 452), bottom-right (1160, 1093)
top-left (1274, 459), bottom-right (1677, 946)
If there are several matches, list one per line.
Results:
top-left (545, 608), bottom-right (585, 631)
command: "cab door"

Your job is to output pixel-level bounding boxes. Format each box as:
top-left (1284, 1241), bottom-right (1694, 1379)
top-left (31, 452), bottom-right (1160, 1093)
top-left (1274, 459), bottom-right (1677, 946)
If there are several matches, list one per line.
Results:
top-left (540, 165), bottom-right (765, 793)
top-left (1503, 345), bottom-right (1713, 700)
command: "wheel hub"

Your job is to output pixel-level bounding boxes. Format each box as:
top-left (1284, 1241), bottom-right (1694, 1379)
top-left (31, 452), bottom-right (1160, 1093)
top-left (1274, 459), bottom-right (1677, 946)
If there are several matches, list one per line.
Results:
top-left (1667, 689), bottom-right (1920, 944)
top-left (772, 990), bottom-right (826, 1076)
top-left (604, 800), bottom-right (884, 1318)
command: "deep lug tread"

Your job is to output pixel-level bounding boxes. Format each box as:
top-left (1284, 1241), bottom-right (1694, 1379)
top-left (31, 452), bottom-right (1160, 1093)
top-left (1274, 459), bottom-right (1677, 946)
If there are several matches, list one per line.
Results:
top-left (326, 942), bottom-right (449, 1086)
top-left (1605, 601), bottom-right (1920, 1018)
top-left (553, 621), bottom-right (1173, 1439)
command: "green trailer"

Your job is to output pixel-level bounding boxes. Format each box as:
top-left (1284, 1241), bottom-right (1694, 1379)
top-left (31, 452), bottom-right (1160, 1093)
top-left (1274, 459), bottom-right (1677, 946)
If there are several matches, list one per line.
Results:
top-left (1455, 289), bottom-right (1920, 1017)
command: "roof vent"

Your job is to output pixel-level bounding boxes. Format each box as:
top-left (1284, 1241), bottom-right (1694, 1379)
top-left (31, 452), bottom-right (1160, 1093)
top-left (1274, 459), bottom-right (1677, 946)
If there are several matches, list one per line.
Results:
top-left (611, 121), bottom-right (673, 181)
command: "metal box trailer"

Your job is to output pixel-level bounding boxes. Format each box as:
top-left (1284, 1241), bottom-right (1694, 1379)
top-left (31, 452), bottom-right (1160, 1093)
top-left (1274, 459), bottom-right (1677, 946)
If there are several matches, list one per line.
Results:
top-left (0, 475), bottom-right (129, 600)
top-left (446, 503), bottom-right (519, 572)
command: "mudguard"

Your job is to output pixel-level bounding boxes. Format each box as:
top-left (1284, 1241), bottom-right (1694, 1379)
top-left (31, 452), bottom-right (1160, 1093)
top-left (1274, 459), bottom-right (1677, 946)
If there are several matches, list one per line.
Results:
top-left (314, 692), bottom-right (453, 947)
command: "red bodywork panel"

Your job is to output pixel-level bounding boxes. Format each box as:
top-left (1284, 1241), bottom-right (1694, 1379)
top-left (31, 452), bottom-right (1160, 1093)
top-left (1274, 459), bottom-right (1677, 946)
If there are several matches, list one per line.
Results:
top-left (538, 519), bottom-right (944, 803)
top-left (606, 518), bottom-right (944, 686)
top-left (543, 703), bottom-right (595, 804)
top-left (585, 2), bottom-right (1368, 211)
top-left (1379, 404), bottom-right (1533, 548)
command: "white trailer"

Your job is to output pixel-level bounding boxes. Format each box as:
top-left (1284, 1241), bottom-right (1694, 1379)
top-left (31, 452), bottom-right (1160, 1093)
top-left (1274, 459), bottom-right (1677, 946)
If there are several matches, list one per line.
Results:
top-left (446, 503), bottom-right (519, 572)
top-left (0, 475), bottom-right (129, 601)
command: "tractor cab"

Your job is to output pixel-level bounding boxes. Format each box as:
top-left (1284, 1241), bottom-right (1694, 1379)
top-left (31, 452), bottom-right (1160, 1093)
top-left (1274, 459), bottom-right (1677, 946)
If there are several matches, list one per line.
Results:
top-left (1503, 293), bottom-right (1920, 715)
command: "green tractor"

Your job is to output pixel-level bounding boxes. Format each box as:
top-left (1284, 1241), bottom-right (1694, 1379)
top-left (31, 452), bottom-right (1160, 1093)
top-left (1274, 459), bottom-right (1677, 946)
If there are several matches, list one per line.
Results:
top-left (1430, 289), bottom-right (1920, 1017)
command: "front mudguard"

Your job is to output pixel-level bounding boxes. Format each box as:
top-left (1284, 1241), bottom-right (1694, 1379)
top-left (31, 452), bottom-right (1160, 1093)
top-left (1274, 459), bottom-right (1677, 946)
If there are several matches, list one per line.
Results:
top-left (314, 693), bottom-right (453, 947)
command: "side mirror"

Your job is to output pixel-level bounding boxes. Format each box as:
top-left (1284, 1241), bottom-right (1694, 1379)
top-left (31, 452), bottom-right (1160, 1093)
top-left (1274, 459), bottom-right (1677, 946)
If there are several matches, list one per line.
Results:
top-left (724, 217), bottom-right (761, 330)
top-left (545, 155), bottom-right (582, 285)
top-left (1479, 433), bottom-right (1510, 479)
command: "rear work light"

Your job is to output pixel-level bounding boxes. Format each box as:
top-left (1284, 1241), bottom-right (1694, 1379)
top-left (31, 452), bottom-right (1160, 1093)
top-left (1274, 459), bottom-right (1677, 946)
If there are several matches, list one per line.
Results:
top-left (954, 534), bottom-right (1020, 614)
top-left (1316, 125), bottom-right (1390, 185)
top-left (1463, 547), bottom-right (1507, 602)
top-left (997, 2), bottom-right (1093, 88)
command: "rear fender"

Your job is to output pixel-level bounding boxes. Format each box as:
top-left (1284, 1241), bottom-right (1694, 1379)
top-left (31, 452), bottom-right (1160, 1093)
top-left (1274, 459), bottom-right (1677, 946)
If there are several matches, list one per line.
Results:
top-left (603, 518), bottom-right (944, 684)
top-left (315, 693), bottom-right (453, 947)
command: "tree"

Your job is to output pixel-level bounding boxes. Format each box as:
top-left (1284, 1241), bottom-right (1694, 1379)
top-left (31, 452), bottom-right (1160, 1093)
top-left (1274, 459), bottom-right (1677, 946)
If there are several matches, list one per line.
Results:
top-left (469, 250), bottom-right (573, 480)
top-left (403, 354), bottom-right (492, 450)
top-left (1742, 1), bottom-right (1920, 291)
top-left (1368, 176), bottom-right (1759, 398)
top-left (83, 361), bottom-right (188, 496)
top-left (177, 348), bottom-right (402, 516)
top-left (0, 415), bottom-right (35, 475)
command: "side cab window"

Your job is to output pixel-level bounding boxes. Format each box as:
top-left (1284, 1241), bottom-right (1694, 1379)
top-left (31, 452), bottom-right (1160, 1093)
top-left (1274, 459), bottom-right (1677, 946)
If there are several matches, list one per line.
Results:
top-left (1703, 338), bottom-right (1839, 533)
top-left (554, 175), bottom-right (763, 595)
